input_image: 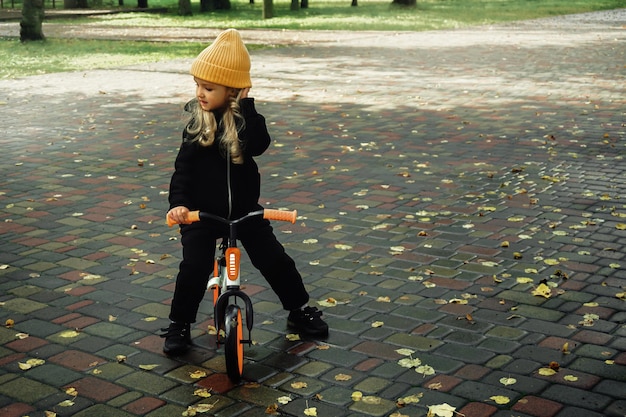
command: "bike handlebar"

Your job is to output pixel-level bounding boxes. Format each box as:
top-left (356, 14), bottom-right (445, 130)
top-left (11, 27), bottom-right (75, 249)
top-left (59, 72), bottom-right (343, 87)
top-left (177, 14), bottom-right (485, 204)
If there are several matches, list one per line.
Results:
top-left (167, 208), bottom-right (297, 227)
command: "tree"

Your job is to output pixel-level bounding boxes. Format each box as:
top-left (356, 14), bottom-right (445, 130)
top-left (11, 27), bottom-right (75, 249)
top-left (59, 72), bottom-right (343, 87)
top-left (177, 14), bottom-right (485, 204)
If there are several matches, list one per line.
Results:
top-left (391, 0), bottom-right (416, 5)
top-left (262, 0), bottom-right (273, 18)
top-left (178, 0), bottom-right (192, 15)
top-left (201, 0), bottom-right (231, 11)
top-left (20, 0), bottom-right (45, 42)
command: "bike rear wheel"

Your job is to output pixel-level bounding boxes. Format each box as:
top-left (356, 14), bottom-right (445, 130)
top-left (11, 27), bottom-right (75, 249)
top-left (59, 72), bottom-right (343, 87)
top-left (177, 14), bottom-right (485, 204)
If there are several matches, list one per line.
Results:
top-left (224, 304), bottom-right (244, 383)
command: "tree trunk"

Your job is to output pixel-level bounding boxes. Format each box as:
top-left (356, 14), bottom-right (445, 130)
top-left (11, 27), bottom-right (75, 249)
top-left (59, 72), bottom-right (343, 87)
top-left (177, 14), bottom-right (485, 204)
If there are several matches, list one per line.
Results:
top-left (300, 0), bottom-right (307, 8)
top-left (351, 0), bottom-right (357, 6)
top-left (290, 0), bottom-right (298, 10)
top-left (137, 0), bottom-right (148, 7)
top-left (178, 0), bottom-right (192, 13)
top-left (201, 0), bottom-right (230, 10)
top-left (20, 0), bottom-right (45, 42)
top-left (391, 0), bottom-right (415, 5)
top-left (262, 0), bottom-right (272, 19)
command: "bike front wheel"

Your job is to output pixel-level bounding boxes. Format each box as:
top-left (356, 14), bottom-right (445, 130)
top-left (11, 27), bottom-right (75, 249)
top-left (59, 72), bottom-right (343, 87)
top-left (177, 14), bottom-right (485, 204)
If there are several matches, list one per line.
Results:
top-left (224, 304), bottom-right (244, 383)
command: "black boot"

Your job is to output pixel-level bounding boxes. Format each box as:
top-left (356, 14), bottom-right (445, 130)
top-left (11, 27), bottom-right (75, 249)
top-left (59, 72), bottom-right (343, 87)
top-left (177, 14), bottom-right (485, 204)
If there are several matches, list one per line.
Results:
top-left (160, 322), bottom-right (191, 355)
top-left (287, 306), bottom-right (329, 337)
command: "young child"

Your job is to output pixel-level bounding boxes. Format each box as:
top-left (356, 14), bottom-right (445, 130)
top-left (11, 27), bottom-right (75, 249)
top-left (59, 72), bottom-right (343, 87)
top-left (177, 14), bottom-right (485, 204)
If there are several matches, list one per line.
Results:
top-left (161, 29), bottom-right (328, 355)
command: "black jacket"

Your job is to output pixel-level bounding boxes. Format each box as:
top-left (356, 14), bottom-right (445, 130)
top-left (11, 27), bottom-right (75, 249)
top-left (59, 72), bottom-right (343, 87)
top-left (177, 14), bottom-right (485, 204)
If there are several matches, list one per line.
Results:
top-left (168, 98), bottom-right (271, 219)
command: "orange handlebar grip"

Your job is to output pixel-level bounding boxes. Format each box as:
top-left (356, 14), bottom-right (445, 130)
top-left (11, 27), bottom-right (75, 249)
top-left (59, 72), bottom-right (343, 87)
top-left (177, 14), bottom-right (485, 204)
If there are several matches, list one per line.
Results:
top-left (167, 210), bottom-right (201, 227)
top-left (187, 210), bottom-right (200, 223)
top-left (263, 209), bottom-right (297, 224)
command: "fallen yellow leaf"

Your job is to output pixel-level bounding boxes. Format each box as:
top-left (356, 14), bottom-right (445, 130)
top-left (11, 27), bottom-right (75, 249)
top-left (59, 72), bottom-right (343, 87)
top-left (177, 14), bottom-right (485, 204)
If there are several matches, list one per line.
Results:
top-left (499, 377), bottom-right (516, 386)
top-left (334, 244), bottom-right (352, 250)
top-left (362, 396), bottom-right (382, 405)
top-left (351, 391), bottom-right (363, 401)
top-left (194, 389), bottom-right (212, 398)
top-left (398, 358), bottom-right (422, 368)
top-left (489, 395), bottom-right (510, 405)
top-left (416, 365), bottom-right (435, 376)
top-left (189, 370), bottom-right (207, 379)
top-left (427, 402), bottom-right (457, 417)
top-left (276, 396), bottom-right (292, 405)
top-left (397, 393), bottom-right (423, 405)
top-left (538, 368), bottom-right (557, 376)
top-left (532, 283), bottom-right (552, 298)
top-left (59, 330), bottom-right (81, 338)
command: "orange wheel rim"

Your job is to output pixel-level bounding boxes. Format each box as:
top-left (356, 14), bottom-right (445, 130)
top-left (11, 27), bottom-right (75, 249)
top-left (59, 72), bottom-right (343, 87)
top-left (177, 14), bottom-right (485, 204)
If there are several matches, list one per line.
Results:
top-left (236, 309), bottom-right (244, 374)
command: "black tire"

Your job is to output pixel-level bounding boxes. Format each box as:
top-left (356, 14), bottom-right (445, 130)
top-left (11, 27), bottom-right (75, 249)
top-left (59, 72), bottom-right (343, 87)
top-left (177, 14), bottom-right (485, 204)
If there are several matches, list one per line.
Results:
top-left (224, 304), bottom-right (244, 383)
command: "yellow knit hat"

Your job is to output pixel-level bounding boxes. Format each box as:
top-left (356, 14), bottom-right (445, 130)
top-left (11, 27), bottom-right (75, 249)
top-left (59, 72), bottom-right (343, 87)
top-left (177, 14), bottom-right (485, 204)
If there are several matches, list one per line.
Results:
top-left (190, 29), bottom-right (252, 88)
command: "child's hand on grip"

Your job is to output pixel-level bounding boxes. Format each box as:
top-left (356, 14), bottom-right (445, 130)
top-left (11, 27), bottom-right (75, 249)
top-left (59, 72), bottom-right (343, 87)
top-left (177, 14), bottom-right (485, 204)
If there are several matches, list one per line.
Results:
top-left (167, 206), bottom-right (191, 226)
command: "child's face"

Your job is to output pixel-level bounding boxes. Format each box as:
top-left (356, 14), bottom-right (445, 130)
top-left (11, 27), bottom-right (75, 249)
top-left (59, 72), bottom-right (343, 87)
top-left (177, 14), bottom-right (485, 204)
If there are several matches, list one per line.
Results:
top-left (194, 77), bottom-right (233, 112)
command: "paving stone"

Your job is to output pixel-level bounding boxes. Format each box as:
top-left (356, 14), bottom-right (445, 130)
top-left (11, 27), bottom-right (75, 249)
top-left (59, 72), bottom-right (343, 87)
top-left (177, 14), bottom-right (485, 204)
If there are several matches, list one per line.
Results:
top-left (306, 346), bottom-right (367, 367)
top-left (384, 333), bottom-right (443, 352)
top-left (48, 349), bottom-right (106, 371)
top-left (569, 357), bottom-right (626, 381)
top-left (593, 379), bottom-right (626, 399)
top-left (457, 402), bottom-right (498, 417)
top-left (348, 395), bottom-right (396, 416)
top-left (0, 374), bottom-right (58, 403)
top-left (317, 385), bottom-right (355, 406)
top-left (72, 404), bottom-right (136, 417)
top-left (122, 396), bottom-right (167, 415)
top-left (1, 12), bottom-right (625, 417)
top-left (22, 363), bottom-right (83, 387)
top-left (604, 400), bottom-right (626, 417)
top-left (483, 370), bottom-right (550, 395)
top-left (116, 370), bottom-right (179, 395)
top-left (0, 403), bottom-right (36, 417)
top-left (68, 376), bottom-right (128, 401)
top-left (541, 384), bottom-right (613, 410)
top-left (107, 391), bottom-right (144, 408)
top-left (435, 343), bottom-right (496, 365)
top-left (35, 391), bottom-right (95, 416)
top-left (228, 384), bottom-right (286, 407)
top-left (1, 298), bottom-right (48, 314)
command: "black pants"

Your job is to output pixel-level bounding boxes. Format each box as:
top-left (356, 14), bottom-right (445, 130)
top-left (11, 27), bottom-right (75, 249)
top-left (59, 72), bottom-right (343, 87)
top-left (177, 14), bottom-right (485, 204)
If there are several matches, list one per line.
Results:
top-left (169, 216), bottom-right (309, 323)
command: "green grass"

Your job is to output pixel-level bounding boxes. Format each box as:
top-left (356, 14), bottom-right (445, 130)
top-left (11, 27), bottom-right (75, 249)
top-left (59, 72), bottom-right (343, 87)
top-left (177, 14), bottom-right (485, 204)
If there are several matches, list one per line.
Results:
top-left (1, 0), bottom-right (624, 78)
top-left (53, 0), bottom-right (626, 30)
top-left (0, 38), bottom-right (207, 78)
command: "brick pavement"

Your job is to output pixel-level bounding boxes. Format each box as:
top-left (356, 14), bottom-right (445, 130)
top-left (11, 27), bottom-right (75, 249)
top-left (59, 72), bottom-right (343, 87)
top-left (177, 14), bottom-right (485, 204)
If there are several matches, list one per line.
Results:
top-left (1, 9), bottom-right (625, 417)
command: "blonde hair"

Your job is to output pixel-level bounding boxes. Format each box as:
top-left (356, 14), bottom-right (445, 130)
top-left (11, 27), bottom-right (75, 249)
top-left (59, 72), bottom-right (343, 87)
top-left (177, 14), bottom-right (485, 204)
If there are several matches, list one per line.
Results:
top-left (186, 89), bottom-right (245, 164)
